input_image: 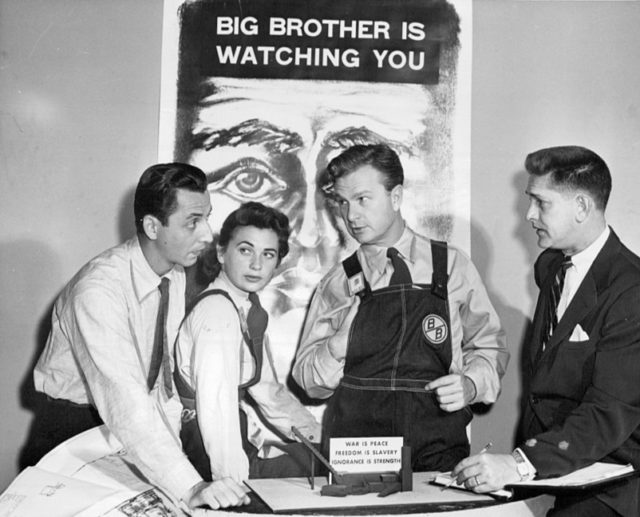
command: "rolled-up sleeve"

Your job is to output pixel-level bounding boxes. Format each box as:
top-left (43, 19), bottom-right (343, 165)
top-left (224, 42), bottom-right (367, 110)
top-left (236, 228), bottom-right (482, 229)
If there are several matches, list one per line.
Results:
top-left (448, 251), bottom-right (509, 404)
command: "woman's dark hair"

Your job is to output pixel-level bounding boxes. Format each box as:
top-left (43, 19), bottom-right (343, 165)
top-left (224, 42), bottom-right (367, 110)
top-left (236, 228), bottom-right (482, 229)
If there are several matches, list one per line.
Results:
top-left (199, 202), bottom-right (290, 281)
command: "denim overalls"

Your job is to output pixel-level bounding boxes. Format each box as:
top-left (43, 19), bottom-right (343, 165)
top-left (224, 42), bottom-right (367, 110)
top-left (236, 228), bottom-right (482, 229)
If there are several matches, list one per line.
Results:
top-left (325, 241), bottom-right (471, 472)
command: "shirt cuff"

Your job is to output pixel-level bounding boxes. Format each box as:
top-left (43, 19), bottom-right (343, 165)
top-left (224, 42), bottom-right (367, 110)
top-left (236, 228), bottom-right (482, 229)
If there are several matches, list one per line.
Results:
top-left (160, 461), bottom-right (203, 503)
top-left (512, 447), bottom-right (537, 481)
top-left (291, 420), bottom-right (322, 443)
top-left (463, 360), bottom-right (498, 404)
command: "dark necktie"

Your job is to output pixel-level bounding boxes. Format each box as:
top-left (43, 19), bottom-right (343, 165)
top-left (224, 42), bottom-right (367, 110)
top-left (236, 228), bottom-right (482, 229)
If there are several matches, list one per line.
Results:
top-left (247, 292), bottom-right (268, 382)
top-left (541, 255), bottom-right (572, 350)
top-left (387, 247), bottom-right (412, 286)
top-left (148, 277), bottom-right (172, 396)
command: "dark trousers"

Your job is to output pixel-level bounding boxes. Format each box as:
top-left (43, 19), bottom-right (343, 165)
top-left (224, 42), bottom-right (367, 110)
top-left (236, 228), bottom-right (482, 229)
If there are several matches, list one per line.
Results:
top-left (20, 395), bottom-right (103, 468)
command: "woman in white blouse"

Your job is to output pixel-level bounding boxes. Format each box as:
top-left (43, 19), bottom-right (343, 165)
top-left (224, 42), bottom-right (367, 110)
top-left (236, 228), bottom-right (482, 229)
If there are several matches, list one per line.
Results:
top-left (174, 202), bottom-right (321, 508)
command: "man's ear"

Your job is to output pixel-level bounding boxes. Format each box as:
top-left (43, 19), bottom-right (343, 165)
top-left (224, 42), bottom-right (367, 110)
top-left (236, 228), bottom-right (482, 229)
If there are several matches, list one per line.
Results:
top-left (575, 193), bottom-right (593, 223)
top-left (142, 215), bottom-right (160, 240)
top-left (391, 184), bottom-right (403, 211)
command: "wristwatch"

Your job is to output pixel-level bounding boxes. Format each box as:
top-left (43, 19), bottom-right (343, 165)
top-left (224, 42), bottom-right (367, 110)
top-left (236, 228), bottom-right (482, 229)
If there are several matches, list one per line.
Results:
top-left (512, 448), bottom-right (536, 482)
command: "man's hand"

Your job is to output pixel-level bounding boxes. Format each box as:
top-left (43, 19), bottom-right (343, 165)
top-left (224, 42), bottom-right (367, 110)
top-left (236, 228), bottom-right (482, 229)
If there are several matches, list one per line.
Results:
top-left (183, 479), bottom-right (250, 510)
top-left (425, 374), bottom-right (476, 412)
top-left (450, 453), bottom-right (520, 492)
top-left (328, 302), bottom-right (359, 361)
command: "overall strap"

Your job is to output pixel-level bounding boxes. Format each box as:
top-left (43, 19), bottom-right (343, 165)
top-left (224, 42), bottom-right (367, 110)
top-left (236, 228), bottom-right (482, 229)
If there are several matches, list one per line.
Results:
top-left (342, 251), bottom-right (371, 299)
top-left (186, 288), bottom-right (236, 315)
top-left (430, 240), bottom-right (449, 300)
top-left (173, 288), bottom-right (253, 401)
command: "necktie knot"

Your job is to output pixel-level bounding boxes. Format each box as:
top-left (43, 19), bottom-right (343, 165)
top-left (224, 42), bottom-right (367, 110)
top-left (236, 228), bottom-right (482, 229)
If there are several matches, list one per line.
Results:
top-left (248, 291), bottom-right (260, 307)
top-left (555, 255), bottom-right (573, 289)
top-left (386, 247), bottom-right (412, 285)
top-left (159, 276), bottom-right (170, 294)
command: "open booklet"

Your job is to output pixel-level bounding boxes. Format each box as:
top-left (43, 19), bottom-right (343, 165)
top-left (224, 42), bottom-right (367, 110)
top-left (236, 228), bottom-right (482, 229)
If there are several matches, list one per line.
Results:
top-left (0, 426), bottom-right (186, 517)
top-left (432, 462), bottom-right (637, 500)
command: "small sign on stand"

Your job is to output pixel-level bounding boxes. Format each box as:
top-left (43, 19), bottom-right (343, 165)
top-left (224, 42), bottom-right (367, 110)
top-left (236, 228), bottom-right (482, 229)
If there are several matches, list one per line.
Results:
top-left (329, 437), bottom-right (404, 474)
top-left (292, 427), bottom-right (412, 497)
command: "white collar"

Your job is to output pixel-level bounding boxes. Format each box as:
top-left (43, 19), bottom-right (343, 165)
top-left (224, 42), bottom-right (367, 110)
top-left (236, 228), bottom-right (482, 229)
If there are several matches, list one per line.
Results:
top-left (569, 226), bottom-right (610, 274)
top-left (215, 271), bottom-right (252, 309)
top-left (131, 235), bottom-right (179, 302)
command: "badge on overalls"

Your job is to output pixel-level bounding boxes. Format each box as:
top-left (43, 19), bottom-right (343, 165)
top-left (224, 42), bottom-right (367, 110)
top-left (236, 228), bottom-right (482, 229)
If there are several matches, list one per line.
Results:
top-left (422, 314), bottom-right (448, 344)
top-left (347, 272), bottom-right (366, 296)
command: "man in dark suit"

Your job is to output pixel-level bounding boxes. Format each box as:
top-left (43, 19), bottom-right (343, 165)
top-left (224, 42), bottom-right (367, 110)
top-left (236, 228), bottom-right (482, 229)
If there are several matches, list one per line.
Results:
top-left (451, 146), bottom-right (640, 516)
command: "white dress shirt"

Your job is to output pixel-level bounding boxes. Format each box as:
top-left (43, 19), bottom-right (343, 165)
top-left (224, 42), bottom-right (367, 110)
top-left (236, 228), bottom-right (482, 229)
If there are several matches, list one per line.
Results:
top-left (557, 226), bottom-right (610, 321)
top-left (34, 236), bottom-right (202, 500)
top-left (175, 272), bottom-right (321, 483)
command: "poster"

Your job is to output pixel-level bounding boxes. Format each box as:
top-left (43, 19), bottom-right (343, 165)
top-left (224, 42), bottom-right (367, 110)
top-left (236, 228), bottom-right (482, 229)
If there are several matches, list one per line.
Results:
top-left (159, 0), bottom-right (471, 408)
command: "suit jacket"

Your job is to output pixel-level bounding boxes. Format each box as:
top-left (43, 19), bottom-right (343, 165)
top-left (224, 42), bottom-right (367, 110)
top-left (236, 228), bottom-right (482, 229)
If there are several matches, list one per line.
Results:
top-left (520, 229), bottom-right (640, 517)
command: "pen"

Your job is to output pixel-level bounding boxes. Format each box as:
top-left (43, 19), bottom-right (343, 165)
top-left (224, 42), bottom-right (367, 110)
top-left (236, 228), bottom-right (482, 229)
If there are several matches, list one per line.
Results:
top-left (441, 442), bottom-right (493, 491)
top-left (478, 442), bottom-right (493, 455)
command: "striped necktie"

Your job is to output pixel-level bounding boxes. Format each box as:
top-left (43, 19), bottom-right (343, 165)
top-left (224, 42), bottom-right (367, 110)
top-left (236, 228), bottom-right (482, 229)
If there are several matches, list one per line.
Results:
top-left (541, 255), bottom-right (572, 350)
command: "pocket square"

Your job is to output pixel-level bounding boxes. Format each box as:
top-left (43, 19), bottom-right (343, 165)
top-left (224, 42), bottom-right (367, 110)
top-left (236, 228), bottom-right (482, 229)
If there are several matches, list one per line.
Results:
top-left (569, 323), bottom-right (589, 342)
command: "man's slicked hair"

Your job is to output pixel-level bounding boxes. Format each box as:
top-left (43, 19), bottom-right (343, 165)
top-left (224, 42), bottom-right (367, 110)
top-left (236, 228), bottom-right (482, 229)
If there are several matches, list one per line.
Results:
top-left (134, 162), bottom-right (207, 234)
top-left (326, 144), bottom-right (404, 192)
top-left (525, 146), bottom-right (611, 211)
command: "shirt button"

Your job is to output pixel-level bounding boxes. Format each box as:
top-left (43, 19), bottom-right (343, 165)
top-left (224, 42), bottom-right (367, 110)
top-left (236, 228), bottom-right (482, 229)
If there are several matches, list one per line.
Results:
top-left (531, 395), bottom-right (539, 404)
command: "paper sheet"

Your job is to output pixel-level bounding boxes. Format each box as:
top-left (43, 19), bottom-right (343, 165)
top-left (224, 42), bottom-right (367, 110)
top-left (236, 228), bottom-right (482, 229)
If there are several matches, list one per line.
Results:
top-left (0, 467), bottom-right (126, 517)
top-left (431, 461), bottom-right (636, 500)
top-left (1, 427), bottom-right (184, 517)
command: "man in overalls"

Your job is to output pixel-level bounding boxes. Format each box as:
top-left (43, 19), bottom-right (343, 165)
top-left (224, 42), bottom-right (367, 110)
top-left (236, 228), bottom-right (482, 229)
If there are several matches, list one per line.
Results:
top-left (293, 144), bottom-right (508, 472)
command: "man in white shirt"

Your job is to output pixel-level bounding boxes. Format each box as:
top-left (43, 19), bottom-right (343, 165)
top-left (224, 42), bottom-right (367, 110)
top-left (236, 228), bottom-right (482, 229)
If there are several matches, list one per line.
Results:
top-left (30, 163), bottom-right (250, 510)
top-left (452, 146), bottom-right (640, 517)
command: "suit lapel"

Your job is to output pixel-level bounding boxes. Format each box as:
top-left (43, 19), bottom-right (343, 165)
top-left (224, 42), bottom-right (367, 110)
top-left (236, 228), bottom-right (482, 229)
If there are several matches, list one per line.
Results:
top-left (543, 275), bottom-right (596, 351)
top-left (533, 229), bottom-right (620, 364)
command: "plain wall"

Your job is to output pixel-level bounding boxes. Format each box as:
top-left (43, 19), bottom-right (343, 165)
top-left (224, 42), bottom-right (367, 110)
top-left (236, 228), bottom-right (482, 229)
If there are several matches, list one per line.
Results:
top-left (1, 0), bottom-right (639, 492)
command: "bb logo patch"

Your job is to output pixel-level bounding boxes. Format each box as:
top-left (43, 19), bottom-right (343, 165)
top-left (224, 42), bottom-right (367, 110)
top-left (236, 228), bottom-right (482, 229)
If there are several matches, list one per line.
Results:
top-left (422, 314), bottom-right (448, 344)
